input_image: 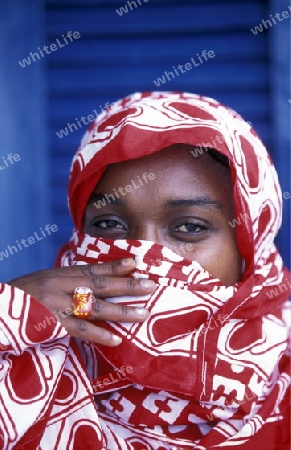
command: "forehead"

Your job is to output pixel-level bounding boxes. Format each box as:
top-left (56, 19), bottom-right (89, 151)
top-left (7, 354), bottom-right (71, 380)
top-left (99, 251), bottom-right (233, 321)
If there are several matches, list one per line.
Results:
top-left (94, 144), bottom-right (232, 195)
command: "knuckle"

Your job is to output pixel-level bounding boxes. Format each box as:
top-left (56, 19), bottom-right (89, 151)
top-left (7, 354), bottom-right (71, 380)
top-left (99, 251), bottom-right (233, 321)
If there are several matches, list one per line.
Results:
top-left (105, 260), bottom-right (121, 275)
top-left (91, 275), bottom-right (107, 291)
top-left (126, 278), bottom-right (135, 290)
top-left (35, 291), bottom-right (56, 312)
top-left (76, 319), bottom-right (90, 334)
top-left (79, 265), bottom-right (93, 277)
top-left (43, 292), bottom-right (56, 306)
top-left (104, 260), bottom-right (126, 276)
top-left (121, 304), bottom-right (129, 316)
top-left (92, 297), bottom-right (102, 315)
top-left (41, 276), bottom-right (55, 292)
top-left (108, 261), bottom-right (115, 275)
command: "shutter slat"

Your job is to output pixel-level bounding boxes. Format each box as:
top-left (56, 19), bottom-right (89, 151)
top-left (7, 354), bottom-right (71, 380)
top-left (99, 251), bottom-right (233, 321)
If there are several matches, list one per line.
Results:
top-left (49, 62), bottom-right (268, 93)
top-left (46, 34), bottom-right (266, 66)
top-left (46, 4), bottom-right (266, 36)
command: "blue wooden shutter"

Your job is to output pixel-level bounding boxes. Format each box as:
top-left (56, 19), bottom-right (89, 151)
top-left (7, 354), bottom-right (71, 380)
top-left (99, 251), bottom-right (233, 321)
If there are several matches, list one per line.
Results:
top-left (46, 0), bottom-right (290, 267)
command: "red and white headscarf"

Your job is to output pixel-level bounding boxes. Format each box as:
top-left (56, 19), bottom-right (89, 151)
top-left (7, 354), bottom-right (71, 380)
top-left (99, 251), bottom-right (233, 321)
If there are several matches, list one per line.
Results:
top-left (58, 92), bottom-right (290, 449)
top-left (0, 92), bottom-right (289, 449)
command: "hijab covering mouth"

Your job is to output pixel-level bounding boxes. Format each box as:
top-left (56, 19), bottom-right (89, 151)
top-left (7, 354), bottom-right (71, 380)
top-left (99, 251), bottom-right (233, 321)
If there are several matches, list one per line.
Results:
top-left (56, 92), bottom-right (290, 449)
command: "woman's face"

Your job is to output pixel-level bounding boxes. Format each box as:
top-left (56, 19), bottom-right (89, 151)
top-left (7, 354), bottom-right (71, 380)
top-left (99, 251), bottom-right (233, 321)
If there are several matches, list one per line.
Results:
top-left (83, 145), bottom-right (242, 285)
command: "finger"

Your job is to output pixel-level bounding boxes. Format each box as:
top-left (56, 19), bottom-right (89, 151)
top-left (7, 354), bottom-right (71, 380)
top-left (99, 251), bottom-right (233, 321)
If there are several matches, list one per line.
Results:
top-left (49, 275), bottom-right (156, 297)
top-left (90, 297), bottom-right (150, 322)
top-left (50, 298), bottom-right (149, 324)
top-left (51, 298), bottom-right (149, 323)
top-left (62, 316), bottom-right (123, 346)
top-left (42, 291), bottom-right (150, 323)
top-left (42, 258), bottom-right (136, 278)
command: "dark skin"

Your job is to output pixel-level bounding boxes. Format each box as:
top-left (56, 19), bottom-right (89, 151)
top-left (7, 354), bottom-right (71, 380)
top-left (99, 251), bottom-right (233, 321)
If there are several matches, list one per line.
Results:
top-left (84, 145), bottom-right (242, 285)
top-left (9, 145), bottom-right (242, 346)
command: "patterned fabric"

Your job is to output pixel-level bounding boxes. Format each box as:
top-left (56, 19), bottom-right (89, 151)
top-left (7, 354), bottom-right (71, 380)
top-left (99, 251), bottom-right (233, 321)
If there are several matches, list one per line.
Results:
top-left (59, 231), bottom-right (290, 449)
top-left (0, 92), bottom-right (290, 449)
top-left (0, 284), bottom-right (103, 449)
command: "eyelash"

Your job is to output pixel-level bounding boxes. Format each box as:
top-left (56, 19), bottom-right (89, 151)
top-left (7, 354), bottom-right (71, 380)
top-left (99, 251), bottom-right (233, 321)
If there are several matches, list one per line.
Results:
top-left (91, 218), bottom-right (209, 235)
top-left (172, 223), bottom-right (209, 234)
top-left (91, 219), bottom-right (126, 230)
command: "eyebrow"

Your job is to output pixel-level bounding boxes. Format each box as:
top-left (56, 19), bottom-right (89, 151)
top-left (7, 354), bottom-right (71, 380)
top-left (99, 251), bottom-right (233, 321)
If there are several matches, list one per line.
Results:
top-left (90, 193), bottom-right (223, 212)
top-left (163, 197), bottom-right (223, 211)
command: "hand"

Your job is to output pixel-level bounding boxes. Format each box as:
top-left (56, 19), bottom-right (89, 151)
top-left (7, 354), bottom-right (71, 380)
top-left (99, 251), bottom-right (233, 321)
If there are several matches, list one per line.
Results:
top-left (8, 258), bottom-right (155, 346)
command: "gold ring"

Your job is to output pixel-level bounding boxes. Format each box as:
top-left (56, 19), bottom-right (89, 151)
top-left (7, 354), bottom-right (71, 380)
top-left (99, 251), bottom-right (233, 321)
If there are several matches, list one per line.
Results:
top-left (73, 287), bottom-right (93, 318)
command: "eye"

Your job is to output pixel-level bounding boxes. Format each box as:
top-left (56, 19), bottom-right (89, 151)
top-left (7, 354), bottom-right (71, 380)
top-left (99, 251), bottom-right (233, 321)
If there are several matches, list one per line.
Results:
top-left (90, 218), bottom-right (126, 230)
top-left (173, 223), bottom-right (208, 234)
top-left (170, 218), bottom-right (211, 240)
top-left (96, 220), bottom-right (122, 229)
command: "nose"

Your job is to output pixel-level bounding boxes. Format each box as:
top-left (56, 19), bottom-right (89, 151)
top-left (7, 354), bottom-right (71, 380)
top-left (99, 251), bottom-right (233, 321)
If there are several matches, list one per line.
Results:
top-left (131, 224), bottom-right (161, 243)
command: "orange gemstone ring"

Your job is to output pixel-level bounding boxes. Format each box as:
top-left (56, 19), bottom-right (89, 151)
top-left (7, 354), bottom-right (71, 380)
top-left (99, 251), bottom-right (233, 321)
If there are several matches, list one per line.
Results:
top-left (73, 287), bottom-right (94, 318)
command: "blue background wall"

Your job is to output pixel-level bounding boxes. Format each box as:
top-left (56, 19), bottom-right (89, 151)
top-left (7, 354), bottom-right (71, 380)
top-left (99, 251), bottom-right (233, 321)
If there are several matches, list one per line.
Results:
top-left (0, 0), bottom-right (290, 281)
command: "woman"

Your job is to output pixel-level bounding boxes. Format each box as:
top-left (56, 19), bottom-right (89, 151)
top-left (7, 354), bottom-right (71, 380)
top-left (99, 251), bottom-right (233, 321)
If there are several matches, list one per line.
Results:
top-left (1, 92), bottom-right (290, 449)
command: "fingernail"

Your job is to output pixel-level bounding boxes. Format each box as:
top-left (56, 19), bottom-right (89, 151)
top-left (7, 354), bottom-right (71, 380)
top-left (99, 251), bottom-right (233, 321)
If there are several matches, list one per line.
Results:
top-left (122, 258), bottom-right (135, 266)
top-left (141, 279), bottom-right (156, 288)
top-left (135, 308), bottom-right (149, 317)
top-left (112, 335), bottom-right (122, 344)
